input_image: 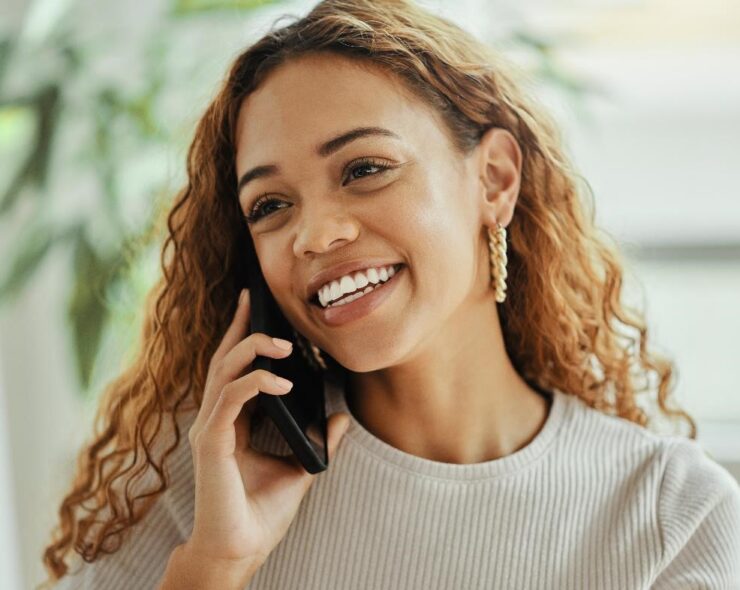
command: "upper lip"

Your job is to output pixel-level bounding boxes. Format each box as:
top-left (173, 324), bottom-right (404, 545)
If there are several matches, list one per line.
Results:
top-left (305, 259), bottom-right (404, 303)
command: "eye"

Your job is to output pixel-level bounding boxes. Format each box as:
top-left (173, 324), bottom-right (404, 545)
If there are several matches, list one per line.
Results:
top-left (244, 194), bottom-right (287, 224)
top-left (243, 157), bottom-right (394, 224)
top-left (343, 157), bottom-right (392, 183)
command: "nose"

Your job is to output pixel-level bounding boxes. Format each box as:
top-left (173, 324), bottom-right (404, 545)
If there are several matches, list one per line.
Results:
top-left (293, 199), bottom-right (360, 258)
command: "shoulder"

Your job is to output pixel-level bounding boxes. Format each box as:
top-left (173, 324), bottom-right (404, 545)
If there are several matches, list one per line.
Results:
top-left (651, 436), bottom-right (740, 586)
top-left (558, 393), bottom-right (740, 583)
top-left (556, 391), bottom-right (674, 463)
top-left (658, 435), bottom-right (739, 495)
top-left (557, 392), bottom-right (738, 502)
top-left (564, 391), bottom-right (738, 495)
top-left (656, 436), bottom-right (740, 545)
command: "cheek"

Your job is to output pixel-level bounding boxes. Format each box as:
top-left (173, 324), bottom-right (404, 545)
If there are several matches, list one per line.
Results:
top-left (396, 179), bottom-right (466, 258)
top-left (400, 189), bottom-right (477, 301)
top-left (254, 242), bottom-right (293, 296)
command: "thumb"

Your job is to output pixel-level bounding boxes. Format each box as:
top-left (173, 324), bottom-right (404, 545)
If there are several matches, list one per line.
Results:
top-left (326, 412), bottom-right (352, 462)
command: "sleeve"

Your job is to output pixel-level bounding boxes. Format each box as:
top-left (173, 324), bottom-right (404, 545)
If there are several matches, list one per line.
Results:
top-left (49, 409), bottom-right (197, 590)
top-left (49, 492), bottom-right (186, 590)
top-left (651, 438), bottom-right (740, 589)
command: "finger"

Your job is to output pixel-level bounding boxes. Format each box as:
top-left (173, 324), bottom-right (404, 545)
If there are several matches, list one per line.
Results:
top-left (201, 333), bottom-right (293, 420)
top-left (211, 288), bottom-right (251, 366)
top-left (220, 331), bottom-right (294, 384)
top-left (198, 370), bottom-right (294, 459)
top-left (235, 397), bottom-right (259, 450)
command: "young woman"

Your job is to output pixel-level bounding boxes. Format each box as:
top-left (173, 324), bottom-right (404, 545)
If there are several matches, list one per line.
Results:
top-left (41, 0), bottom-right (740, 588)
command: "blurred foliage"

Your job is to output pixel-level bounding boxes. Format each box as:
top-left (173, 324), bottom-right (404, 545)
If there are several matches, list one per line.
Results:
top-left (171, 0), bottom-right (281, 16)
top-left (0, 0), bottom-right (599, 399)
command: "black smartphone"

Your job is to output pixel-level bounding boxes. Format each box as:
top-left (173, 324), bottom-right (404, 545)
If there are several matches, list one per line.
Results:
top-left (243, 242), bottom-right (345, 474)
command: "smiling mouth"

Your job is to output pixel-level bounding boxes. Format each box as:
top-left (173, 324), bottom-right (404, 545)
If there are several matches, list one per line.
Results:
top-left (308, 263), bottom-right (405, 308)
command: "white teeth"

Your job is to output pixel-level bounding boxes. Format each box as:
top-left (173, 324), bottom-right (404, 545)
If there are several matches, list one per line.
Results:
top-left (316, 264), bottom-right (401, 309)
top-left (339, 275), bottom-right (355, 295)
top-left (330, 280), bottom-right (342, 300)
top-left (353, 271), bottom-right (369, 289)
top-left (329, 284), bottom-right (378, 307)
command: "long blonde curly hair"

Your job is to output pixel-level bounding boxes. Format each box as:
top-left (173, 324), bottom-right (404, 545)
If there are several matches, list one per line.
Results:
top-left (41, 0), bottom-right (696, 584)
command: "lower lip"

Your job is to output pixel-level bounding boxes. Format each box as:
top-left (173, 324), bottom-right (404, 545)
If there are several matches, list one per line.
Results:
top-left (312, 265), bottom-right (405, 327)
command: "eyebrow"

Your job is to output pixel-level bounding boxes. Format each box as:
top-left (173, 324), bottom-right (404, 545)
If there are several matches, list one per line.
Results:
top-left (236, 126), bottom-right (402, 195)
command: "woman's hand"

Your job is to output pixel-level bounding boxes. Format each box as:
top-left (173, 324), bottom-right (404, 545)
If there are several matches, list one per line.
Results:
top-left (184, 288), bottom-right (350, 570)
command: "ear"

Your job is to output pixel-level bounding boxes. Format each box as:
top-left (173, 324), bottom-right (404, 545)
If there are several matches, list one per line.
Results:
top-left (475, 127), bottom-right (522, 230)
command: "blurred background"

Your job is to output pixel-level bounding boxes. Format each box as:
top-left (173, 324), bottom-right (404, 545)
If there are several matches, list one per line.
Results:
top-left (0, 0), bottom-right (738, 587)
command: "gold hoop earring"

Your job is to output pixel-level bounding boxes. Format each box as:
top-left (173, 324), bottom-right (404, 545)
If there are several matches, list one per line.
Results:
top-left (488, 221), bottom-right (508, 303)
top-left (292, 328), bottom-right (327, 371)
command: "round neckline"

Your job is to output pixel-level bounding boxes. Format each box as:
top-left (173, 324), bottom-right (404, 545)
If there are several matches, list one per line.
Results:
top-left (333, 387), bottom-right (569, 481)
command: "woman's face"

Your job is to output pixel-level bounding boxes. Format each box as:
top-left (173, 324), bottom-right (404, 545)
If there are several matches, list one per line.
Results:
top-left (234, 52), bottom-right (496, 372)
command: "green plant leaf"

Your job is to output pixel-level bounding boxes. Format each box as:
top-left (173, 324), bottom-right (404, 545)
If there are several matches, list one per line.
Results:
top-left (67, 229), bottom-right (137, 393)
top-left (67, 235), bottom-right (113, 392)
top-left (170, 0), bottom-right (284, 17)
top-left (0, 84), bottom-right (61, 215)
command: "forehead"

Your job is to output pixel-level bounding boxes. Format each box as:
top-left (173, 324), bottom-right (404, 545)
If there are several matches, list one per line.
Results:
top-left (234, 53), bottom-right (440, 162)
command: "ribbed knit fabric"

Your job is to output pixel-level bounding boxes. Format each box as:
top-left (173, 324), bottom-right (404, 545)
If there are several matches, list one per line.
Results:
top-left (51, 387), bottom-right (740, 589)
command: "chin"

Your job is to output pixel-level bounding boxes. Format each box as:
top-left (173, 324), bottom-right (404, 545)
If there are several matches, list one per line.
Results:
top-left (326, 346), bottom-right (401, 374)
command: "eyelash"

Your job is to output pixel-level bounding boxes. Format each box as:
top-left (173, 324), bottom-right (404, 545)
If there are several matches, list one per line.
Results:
top-left (243, 157), bottom-right (394, 224)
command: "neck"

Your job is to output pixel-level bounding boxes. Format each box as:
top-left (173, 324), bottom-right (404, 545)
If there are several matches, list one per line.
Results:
top-left (344, 291), bottom-right (551, 465)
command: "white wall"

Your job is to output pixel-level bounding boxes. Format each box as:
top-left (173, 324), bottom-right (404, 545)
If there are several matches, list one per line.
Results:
top-left (0, 341), bottom-right (22, 590)
top-left (0, 247), bottom-right (92, 590)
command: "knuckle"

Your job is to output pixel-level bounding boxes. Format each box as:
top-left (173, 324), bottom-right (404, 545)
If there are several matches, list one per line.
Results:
top-left (213, 358), bottom-right (227, 378)
top-left (207, 353), bottom-right (221, 372)
top-left (220, 382), bottom-right (234, 399)
top-left (255, 369), bottom-right (274, 385)
top-left (206, 364), bottom-right (219, 383)
top-left (251, 332), bottom-right (268, 348)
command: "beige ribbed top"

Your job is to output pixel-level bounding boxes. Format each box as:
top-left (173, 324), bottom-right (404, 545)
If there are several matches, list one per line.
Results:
top-left (51, 386), bottom-right (740, 589)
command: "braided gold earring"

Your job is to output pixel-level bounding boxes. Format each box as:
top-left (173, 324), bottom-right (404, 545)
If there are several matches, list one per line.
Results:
top-left (488, 221), bottom-right (508, 303)
top-left (292, 328), bottom-right (327, 371)
top-left (310, 340), bottom-right (327, 370)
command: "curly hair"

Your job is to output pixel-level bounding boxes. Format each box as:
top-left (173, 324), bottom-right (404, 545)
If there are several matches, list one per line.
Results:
top-left (40, 0), bottom-right (696, 584)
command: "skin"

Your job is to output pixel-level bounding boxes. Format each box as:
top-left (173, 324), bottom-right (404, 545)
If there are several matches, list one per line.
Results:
top-left (234, 51), bottom-right (550, 465)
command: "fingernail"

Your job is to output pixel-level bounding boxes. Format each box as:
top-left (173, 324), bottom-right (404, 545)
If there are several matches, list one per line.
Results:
top-left (239, 289), bottom-right (248, 306)
top-left (274, 376), bottom-right (293, 390)
top-left (272, 337), bottom-right (293, 350)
